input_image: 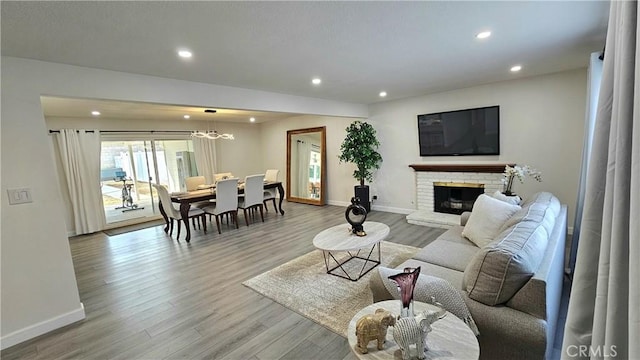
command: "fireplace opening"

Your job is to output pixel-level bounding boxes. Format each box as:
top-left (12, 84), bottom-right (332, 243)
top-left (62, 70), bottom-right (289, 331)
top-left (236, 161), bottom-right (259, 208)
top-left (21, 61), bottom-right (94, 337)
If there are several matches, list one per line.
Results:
top-left (433, 182), bottom-right (485, 215)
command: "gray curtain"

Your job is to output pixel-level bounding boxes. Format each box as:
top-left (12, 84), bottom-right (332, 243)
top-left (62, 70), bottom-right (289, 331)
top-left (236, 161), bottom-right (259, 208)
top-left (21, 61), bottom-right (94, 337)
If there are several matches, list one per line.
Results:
top-left (562, 1), bottom-right (639, 359)
top-left (568, 53), bottom-right (603, 275)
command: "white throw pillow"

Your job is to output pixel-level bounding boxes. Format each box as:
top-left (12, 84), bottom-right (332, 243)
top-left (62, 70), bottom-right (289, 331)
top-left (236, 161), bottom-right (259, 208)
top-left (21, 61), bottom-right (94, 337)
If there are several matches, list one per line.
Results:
top-left (462, 194), bottom-right (521, 247)
top-left (491, 190), bottom-right (522, 205)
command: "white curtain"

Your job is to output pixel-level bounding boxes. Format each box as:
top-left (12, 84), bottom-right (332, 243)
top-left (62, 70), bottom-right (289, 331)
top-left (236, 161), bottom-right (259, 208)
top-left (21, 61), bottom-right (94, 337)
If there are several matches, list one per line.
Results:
top-left (568, 53), bottom-right (604, 274)
top-left (54, 129), bottom-right (106, 235)
top-left (562, 1), bottom-right (639, 359)
top-left (192, 137), bottom-right (217, 184)
top-left (297, 140), bottom-right (311, 198)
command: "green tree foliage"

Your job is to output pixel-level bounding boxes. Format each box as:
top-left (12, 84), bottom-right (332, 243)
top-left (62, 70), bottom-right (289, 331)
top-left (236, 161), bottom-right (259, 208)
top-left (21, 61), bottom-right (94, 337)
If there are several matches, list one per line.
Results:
top-left (338, 121), bottom-right (383, 186)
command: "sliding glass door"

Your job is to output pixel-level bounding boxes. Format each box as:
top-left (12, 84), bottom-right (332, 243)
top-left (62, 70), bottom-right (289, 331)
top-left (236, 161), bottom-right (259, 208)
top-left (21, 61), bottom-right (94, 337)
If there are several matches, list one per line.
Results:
top-left (100, 138), bottom-right (196, 225)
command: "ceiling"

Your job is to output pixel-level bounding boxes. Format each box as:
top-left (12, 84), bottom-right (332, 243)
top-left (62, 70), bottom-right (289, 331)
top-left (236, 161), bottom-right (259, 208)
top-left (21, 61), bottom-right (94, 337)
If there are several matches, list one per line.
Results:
top-left (2, 1), bottom-right (609, 120)
top-left (39, 96), bottom-right (297, 124)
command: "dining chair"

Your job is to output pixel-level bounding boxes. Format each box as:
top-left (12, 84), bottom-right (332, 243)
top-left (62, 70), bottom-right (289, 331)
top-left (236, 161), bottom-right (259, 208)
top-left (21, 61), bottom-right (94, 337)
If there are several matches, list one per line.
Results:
top-left (185, 175), bottom-right (212, 210)
top-left (238, 174), bottom-right (265, 226)
top-left (214, 172), bottom-right (234, 183)
top-left (185, 176), bottom-right (206, 191)
top-left (202, 178), bottom-right (239, 234)
top-left (263, 169), bottom-right (279, 212)
top-left (153, 184), bottom-right (206, 240)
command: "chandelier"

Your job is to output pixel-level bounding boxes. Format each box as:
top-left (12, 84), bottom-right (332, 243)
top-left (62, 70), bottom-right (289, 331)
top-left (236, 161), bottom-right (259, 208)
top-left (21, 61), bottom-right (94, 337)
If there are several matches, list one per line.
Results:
top-left (191, 109), bottom-right (234, 140)
top-left (191, 131), bottom-right (235, 140)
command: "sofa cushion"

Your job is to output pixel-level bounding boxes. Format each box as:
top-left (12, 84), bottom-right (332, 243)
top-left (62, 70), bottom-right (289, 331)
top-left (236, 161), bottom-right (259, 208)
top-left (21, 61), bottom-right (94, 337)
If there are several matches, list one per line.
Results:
top-left (499, 192), bottom-right (561, 234)
top-left (397, 259), bottom-right (465, 290)
top-left (463, 217), bottom-right (550, 306)
top-left (413, 238), bottom-right (480, 272)
top-left (462, 194), bottom-right (521, 248)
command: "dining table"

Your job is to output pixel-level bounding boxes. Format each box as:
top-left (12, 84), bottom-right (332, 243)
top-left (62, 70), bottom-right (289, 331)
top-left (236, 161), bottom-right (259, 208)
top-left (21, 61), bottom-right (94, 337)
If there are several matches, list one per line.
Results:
top-left (159, 181), bottom-right (285, 242)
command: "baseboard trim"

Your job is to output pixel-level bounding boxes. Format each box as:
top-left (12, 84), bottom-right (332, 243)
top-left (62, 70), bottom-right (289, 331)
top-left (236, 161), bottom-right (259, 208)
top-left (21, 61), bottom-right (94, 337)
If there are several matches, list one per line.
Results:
top-left (327, 200), bottom-right (350, 207)
top-left (370, 205), bottom-right (414, 215)
top-left (0, 303), bottom-right (85, 350)
top-left (327, 201), bottom-right (414, 215)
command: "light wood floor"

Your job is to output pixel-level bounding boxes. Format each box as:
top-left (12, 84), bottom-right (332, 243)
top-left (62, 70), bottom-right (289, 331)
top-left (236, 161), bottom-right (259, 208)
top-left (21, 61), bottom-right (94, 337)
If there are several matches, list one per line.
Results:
top-left (1, 203), bottom-right (445, 360)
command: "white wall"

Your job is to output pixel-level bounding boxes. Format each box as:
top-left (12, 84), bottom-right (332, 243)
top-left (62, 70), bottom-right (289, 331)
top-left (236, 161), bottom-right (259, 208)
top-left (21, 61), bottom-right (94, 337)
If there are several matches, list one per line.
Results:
top-left (368, 69), bottom-right (588, 226)
top-left (0, 56), bottom-right (367, 348)
top-left (260, 114), bottom-right (363, 206)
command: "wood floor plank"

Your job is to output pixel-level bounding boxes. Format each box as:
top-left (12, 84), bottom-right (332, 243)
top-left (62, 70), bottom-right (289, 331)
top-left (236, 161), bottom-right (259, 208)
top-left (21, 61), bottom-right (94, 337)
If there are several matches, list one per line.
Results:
top-left (1, 203), bottom-right (445, 360)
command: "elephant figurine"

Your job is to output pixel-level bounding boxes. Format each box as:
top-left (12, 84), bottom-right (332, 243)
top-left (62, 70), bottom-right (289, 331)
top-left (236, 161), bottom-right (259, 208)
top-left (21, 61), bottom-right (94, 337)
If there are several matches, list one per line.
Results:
top-left (392, 308), bottom-right (446, 360)
top-left (354, 308), bottom-right (396, 354)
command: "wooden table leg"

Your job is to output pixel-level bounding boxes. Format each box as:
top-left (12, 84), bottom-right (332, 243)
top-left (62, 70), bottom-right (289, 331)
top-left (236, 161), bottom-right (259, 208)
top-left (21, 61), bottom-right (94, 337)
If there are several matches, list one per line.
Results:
top-left (158, 200), bottom-right (170, 233)
top-left (180, 203), bottom-right (192, 242)
top-left (276, 183), bottom-right (285, 215)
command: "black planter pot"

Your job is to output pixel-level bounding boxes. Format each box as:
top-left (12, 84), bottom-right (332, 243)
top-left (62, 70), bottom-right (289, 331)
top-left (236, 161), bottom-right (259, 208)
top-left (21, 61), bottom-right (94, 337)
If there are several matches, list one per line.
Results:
top-left (354, 185), bottom-right (371, 213)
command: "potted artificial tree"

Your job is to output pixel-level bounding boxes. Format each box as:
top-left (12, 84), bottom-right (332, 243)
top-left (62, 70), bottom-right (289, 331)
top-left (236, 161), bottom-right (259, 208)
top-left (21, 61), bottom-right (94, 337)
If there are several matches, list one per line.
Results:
top-left (338, 120), bottom-right (382, 212)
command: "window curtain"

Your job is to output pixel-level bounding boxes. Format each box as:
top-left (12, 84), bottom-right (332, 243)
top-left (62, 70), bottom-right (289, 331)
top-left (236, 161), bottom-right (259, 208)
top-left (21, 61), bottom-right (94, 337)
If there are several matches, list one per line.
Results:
top-left (568, 53), bottom-right (604, 275)
top-left (192, 137), bottom-right (217, 184)
top-left (561, 1), bottom-right (639, 359)
top-left (54, 129), bottom-right (106, 235)
top-left (297, 140), bottom-right (311, 198)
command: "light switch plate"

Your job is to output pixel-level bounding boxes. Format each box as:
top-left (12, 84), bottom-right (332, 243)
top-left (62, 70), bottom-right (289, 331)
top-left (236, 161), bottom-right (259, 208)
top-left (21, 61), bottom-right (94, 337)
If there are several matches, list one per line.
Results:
top-left (7, 188), bottom-right (33, 205)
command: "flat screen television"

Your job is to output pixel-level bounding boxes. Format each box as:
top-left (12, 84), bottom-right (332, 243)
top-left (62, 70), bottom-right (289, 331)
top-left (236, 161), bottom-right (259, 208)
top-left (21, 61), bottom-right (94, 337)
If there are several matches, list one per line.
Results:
top-left (417, 105), bottom-right (500, 156)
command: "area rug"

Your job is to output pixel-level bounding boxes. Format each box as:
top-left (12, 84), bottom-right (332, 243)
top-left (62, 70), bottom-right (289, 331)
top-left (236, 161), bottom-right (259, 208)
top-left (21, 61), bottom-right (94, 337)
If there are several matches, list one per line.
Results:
top-left (242, 241), bottom-right (419, 337)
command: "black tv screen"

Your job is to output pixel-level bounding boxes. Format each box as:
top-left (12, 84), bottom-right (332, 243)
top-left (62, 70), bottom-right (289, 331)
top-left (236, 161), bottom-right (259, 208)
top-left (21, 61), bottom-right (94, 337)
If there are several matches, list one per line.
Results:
top-left (417, 105), bottom-right (500, 156)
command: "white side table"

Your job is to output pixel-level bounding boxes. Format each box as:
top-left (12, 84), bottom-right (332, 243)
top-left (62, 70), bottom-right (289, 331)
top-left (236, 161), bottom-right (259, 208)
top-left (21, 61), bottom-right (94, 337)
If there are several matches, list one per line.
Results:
top-left (347, 300), bottom-right (480, 360)
top-left (312, 222), bottom-right (390, 281)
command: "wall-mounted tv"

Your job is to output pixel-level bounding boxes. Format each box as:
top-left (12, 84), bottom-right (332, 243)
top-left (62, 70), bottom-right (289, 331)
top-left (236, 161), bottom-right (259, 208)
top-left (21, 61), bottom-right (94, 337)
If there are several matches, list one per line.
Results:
top-left (417, 105), bottom-right (500, 156)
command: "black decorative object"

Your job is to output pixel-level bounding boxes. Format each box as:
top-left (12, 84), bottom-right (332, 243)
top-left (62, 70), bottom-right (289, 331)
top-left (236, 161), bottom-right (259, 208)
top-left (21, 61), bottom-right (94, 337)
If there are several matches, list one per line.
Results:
top-left (345, 197), bottom-right (367, 236)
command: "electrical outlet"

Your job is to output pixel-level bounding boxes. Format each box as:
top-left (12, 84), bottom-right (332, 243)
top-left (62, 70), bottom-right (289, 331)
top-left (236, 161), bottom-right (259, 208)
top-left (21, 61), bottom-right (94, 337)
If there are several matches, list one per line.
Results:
top-left (7, 188), bottom-right (33, 205)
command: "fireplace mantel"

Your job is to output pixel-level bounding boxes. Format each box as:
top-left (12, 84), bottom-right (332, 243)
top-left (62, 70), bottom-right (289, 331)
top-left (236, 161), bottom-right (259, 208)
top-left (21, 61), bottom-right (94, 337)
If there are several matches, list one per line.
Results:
top-left (409, 164), bottom-right (514, 173)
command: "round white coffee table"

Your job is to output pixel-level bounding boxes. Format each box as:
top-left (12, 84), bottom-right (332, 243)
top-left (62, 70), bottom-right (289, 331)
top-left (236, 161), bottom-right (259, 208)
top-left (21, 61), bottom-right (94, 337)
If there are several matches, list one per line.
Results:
top-left (347, 300), bottom-right (479, 360)
top-left (313, 222), bottom-right (390, 281)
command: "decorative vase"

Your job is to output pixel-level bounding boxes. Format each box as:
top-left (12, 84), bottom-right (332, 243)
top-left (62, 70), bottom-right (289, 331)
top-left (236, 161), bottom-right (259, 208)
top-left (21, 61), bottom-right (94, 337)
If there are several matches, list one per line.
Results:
top-left (388, 267), bottom-right (421, 318)
top-left (345, 197), bottom-right (367, 236)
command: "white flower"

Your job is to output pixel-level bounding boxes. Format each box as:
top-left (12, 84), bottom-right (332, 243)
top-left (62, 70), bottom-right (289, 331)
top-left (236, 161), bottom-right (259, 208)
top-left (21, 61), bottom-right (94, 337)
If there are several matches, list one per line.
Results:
top-left (502, 164), bottom-right (542, 194)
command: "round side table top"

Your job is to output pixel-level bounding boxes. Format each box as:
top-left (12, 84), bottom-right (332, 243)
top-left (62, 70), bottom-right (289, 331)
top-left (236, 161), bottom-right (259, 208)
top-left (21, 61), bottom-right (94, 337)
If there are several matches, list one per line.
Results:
top-left (347, 300), bottom-right (479, 360)
top-left (313, 222), bottom-right (390, 252)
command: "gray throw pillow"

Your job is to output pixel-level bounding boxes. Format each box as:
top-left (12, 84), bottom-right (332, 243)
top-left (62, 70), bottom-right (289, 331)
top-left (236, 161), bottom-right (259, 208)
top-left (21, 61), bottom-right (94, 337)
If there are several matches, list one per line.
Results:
top-left (378, 266), bottom-right (480, 336)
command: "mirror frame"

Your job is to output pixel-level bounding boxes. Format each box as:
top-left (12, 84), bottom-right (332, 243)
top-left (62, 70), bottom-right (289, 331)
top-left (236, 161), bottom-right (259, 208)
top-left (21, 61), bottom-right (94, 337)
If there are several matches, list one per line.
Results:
top-left (286, 126), bottom-right (327, 206)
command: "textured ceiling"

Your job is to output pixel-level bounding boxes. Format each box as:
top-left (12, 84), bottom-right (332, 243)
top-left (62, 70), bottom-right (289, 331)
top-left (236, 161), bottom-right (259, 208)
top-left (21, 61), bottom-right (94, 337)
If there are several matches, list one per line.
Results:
top-left (2, 1), bottom-right (609, 106)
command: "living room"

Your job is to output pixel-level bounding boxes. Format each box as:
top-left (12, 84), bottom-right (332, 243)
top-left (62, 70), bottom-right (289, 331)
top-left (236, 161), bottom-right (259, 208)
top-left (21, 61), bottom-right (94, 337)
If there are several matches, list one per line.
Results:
top-left (2, 1), bottom-right (637, 359)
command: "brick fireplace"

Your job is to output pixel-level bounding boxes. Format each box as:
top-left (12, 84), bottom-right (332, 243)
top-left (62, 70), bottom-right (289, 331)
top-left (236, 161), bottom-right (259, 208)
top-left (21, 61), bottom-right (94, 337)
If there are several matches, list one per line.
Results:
top-left (406, 164), bottom-right (510, 228)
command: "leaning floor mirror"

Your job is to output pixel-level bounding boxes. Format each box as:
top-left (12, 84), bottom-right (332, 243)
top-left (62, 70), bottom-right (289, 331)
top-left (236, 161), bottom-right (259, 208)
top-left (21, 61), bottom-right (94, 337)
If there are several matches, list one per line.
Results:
top-left (286, 127), bottom-right (326, 205)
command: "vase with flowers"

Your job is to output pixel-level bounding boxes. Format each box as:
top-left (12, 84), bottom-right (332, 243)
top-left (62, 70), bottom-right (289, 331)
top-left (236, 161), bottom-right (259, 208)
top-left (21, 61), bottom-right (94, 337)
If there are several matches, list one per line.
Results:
top-left (502, 164), bottom-right (543, 196)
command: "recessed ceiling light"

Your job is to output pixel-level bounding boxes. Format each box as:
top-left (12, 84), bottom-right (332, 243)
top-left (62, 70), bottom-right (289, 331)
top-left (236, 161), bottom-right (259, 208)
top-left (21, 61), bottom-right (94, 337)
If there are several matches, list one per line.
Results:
top-left (249, 117), bottom-right (256, 122)
top-left (91, 111), bottom-right (100, 116)
top-left (312, 78), bottom-right (322, 85)
top-left (183, 115), bottom-right (190, 119)
top-left (476, 31), bottom-right (491, 39)
top-left (510, 65), bottom-right (522, 72)
top-left (178, 49), bottom-right (192, 58)
top-left (379, 91), bottom-right (387, 97)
